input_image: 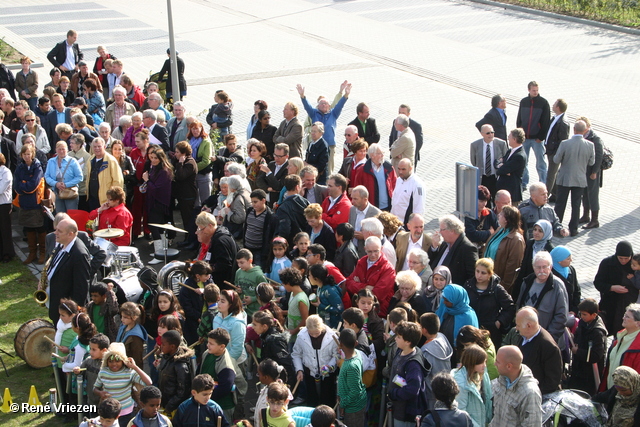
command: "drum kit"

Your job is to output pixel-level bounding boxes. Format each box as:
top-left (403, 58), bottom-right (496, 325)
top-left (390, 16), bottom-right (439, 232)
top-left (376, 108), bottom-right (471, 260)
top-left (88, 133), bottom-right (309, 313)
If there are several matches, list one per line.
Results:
top-left (149, 222), bottom-right (188, 264)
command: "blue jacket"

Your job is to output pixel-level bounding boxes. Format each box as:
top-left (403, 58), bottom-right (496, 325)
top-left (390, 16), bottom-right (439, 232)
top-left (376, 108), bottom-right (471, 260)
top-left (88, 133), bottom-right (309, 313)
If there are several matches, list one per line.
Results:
top-left (301, 96), bottom-right (347, 147)
top-left (212, 313), bottom-right (247, 361)
top-left (317, 282), bottom-right (343, 329)
top-left (129, 409), bottom-right (171, 427)
top-left (45, 156), bottom-right (83, 188)
top-left (85, 91), bottom-right (105, 119)
top-left (173, 397), bottom-right (230, 427)
top-left (116, 322), bottom-right (148, 343)
top-left (452, 367), bottom-right (492, 427)
top-left (14, 160), bottom-right (43, 209)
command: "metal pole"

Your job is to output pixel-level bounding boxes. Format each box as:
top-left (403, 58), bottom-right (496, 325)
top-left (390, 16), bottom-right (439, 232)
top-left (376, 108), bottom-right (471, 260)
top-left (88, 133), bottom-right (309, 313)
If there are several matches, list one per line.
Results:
top-left (166, 0), bottom-right (181, 102)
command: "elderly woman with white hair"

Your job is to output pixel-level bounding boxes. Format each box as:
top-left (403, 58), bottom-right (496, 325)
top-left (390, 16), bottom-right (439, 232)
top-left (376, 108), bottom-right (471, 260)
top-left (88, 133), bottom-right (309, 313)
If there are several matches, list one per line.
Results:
top-left (222, 175), bottom-right (250, 242)
top-left (111, 114), bottom-right (131, 143)
top-left (122, 111), bottom-right (144, 152)
top-left (226, 161), bottom-right (252, 193)
top-left (97, 122), bottom-right (115, 149)
top-left (407, 247), bottom-right (433, 292)
top-left (388, 270), bottom-right (429, 316)
top-left (72, 112), bottom-right (99, 144)
top-left (352, 143), bottom-right (396, 211)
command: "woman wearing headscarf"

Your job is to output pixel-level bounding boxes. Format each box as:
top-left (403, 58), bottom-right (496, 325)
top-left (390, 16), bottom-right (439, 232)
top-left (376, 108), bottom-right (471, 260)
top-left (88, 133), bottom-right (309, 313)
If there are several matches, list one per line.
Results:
top-left (436, 284), bottom-right (479, 351)
top-left (424, 266), bottom-right (452, 313)
top-left (592, 365), bottom-right (640, 427)
top-left (595, 241), bottom-right (637, 335)
top-left (482, 205), bottom-right (525, 294)
top-left (551, 246), bottom-right (581, 315)
top-left (513, 219), bottom-right (554, 300)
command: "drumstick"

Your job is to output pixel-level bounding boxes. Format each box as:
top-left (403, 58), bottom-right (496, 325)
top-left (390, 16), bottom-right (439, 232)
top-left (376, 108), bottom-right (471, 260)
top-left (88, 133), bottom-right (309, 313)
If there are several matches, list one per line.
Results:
top-left (189, 338), bottom-right (204, 349)
top-left (332, 335), bottom-right (340, 347)
top-left (51, 353), bottom-right (64, 359)
top-left (143, 347), bottom-right (159, 360)
top-left (292, 378), bottom-right (301, 395)
top-left (223, 281), bottom-right (242, 292)
top-left (217, 416), bottom-right (222, 427)
top-left (76, 368), bottom-right (86, 371)
top-left (336, 321), bottom-right (342, 331)
top-left (44, 335), bottom-right (62, 348)
top-left (178, 282), bottom-right (199, 292)
top-left (385, 315), bottom-right (390, 334)
top-left (250, 350), bottom-right (260, 367)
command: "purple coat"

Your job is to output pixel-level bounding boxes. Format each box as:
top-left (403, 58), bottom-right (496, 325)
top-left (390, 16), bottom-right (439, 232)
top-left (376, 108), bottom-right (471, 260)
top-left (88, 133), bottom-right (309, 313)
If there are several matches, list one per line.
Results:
top-left (146, 165), bottom-right (172, 214)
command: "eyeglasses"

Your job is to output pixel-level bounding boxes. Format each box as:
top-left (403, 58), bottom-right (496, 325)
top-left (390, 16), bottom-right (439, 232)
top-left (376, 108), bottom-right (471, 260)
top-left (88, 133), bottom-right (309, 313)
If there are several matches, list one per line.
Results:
top-left (195, 226), bottom-right (208, 233)
top-left (274, 154), bottom-right (286, 158)
top-left (25, 119), bottom-right (35, 122)
top-left (485, 131), bottom-right (494, 135)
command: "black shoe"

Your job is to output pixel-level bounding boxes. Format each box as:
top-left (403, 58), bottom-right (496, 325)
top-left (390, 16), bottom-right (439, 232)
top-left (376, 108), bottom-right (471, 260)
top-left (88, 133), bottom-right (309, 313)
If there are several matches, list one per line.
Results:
top-left (145, 233), bottom-right (152, 240)
top-left (548, 196), bottom-right (556, 204)
top-left (177, 240), bottom-right (192, 249)
top-left (570, 229), bottom-right (579, 237)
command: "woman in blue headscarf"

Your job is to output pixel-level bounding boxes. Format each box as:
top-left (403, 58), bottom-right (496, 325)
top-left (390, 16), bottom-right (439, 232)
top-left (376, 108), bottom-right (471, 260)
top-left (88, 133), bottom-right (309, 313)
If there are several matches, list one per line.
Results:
top-left (513, 219), bottom-right (555, 300)
top-left (551, 246), bottom-right (581, 315)
top-left (436, 284), bottom-right (479, 352)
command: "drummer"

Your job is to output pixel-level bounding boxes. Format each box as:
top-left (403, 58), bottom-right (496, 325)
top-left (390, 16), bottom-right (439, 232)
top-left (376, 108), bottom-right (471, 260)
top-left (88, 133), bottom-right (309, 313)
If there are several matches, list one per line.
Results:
top-left (88, 186), bottom-right (133, 246)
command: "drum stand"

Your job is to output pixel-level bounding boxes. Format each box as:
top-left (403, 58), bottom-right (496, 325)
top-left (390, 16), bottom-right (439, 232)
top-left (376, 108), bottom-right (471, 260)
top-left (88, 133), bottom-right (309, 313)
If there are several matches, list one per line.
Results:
top-left (0, 348), bottom-right (13, 377)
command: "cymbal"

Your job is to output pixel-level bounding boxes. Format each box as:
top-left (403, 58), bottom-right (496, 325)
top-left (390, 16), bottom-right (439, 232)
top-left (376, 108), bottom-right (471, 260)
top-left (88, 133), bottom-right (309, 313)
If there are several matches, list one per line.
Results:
top-left (149, 223), bottom-right (188, 233)
top-left (93, 228), bottom-right (125, 238)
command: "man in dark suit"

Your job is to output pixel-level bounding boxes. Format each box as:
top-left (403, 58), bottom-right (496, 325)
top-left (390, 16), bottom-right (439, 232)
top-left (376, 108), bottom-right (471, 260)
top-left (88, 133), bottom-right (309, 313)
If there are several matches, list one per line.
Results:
top-left (262, 143), bottom-right (290, 205)
top-left (515, 307), bottom-right (563, 395)
top-left (389, 104), bottom-right (423, 165)
top-left (301, 165), bottom-right (328, 205)
top-left (475, 94), bottom-right (507, 141)
top-left (348, 102), bottom-right (380, 145)
top-left (544, 99), bottom-right (570, 202)
top-left (143, 109), bottom-right (170, 152)
top-left (274, 102), bottom-right (303, 158)
top-left (470, 124), bottom-right (508, 205)
top-left (496, 128), bottom-right (527, 204)
top-left (428, 214), bottom-right (478, 285)
top-left (46, 30), bottom-right (83, 78)
top-left (47, 218), bottom-right (91, 324)
top-left (45, 93), bottom-right (72, 148)
top-left (348, 185), bottom-right (381, 256)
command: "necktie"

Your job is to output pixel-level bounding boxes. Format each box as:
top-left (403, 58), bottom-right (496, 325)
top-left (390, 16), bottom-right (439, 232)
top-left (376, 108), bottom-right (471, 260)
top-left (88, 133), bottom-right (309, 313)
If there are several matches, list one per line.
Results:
top-left (485, 144), bottom-right (492, 176)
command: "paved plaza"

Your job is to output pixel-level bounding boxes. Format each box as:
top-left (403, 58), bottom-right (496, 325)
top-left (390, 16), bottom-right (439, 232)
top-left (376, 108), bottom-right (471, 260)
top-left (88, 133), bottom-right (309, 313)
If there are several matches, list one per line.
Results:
top-left (3, 0), bottom-right (640, 300)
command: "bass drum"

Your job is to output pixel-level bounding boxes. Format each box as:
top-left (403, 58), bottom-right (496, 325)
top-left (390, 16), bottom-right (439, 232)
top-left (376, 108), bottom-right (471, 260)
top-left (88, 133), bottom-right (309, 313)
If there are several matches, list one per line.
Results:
top-left (158, 260), bottom-right (190, 296)
top-left (14, 319), bottom-right (55, 369)
top-left (103, 268), bottom-right (143, 306)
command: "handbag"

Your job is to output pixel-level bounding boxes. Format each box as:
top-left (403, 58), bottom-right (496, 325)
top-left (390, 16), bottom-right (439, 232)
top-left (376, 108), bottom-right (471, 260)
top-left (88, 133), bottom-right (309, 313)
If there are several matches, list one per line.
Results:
top-left (600, 145), bottom-right (613, 170)
top-left (57, 158), bottom-right (79, 200)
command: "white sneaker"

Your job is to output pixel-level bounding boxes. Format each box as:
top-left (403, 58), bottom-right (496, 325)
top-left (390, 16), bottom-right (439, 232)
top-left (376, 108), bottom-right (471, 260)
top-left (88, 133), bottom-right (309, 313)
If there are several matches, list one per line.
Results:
top-left (148, 257), bottom-right (163, 265)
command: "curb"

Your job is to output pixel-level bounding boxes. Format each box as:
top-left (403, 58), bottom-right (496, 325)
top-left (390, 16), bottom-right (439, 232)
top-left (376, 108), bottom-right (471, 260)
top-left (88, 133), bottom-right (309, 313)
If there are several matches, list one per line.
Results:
top-left (467, 0), bottom-right (640, 36)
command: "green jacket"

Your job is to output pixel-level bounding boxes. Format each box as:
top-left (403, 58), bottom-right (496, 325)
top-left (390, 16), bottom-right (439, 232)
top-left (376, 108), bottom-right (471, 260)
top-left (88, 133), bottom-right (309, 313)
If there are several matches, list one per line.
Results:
top-left (234, 266), bottom-right (267, 317)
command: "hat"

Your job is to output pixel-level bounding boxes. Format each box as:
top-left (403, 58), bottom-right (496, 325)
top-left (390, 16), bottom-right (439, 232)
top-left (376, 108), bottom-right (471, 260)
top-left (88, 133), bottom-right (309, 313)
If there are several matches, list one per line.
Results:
top-left (616, 241), bottom-right (633, 257)
top-left (137, 266), bottom-right (158, 289)
top-left (166, 48), bottom-right (179, 56)
top-left (71, 97), bottom-right (86, 107)
top-left (101, 342), bottom-right (128, 369)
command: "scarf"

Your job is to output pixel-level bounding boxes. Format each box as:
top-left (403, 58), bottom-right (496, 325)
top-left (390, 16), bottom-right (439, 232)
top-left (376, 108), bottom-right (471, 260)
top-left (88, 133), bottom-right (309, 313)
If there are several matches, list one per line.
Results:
top-left (550, 246), bottom-right (571, 278)
top-left (436, 284), bottom-right (479, 344)
top-left (189, 136), bottom-right (203, 160)
top-left (532, 219), bottom-right (553, 257)
top-left (484, 227), bottom-right (509, 260)
top-left (425, 266), bottom-right (452, 312)
top-left (609, 366), bottom-right (640, 427)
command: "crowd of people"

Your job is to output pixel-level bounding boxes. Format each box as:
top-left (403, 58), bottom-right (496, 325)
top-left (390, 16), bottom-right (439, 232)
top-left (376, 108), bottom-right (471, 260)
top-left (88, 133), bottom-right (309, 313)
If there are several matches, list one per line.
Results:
top-left (1, 29), bottom-right (638, 427)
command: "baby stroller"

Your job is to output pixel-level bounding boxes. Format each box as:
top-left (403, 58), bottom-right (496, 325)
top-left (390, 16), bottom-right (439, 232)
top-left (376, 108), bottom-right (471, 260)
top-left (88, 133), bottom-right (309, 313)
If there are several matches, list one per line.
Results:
top-left (541, 390), bottom-right (608, 426)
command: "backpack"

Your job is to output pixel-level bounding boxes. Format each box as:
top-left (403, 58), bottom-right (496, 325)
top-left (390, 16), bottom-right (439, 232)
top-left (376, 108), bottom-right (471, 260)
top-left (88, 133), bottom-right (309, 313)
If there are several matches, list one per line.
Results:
top-left (600, 145), bottom-right (613, 170)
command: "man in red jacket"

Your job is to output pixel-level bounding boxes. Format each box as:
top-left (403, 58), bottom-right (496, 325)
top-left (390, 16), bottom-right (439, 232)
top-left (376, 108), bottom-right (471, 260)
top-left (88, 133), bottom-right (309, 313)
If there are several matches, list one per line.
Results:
top-left (321, 173), bottom-right (352, 230)
top-left (346, 236), bottom-right (396, 317)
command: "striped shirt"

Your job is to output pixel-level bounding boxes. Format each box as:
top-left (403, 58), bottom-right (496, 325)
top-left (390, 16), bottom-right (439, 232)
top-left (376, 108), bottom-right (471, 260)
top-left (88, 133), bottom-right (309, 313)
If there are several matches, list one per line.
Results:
top-left (94, 367), bottom-right (141, 410)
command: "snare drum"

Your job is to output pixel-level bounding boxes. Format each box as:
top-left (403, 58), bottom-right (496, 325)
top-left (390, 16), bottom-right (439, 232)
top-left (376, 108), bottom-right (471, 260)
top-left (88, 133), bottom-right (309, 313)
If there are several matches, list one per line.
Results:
top-left (103, 267), bottom-right (143, 306)
top-left (114, 246), bottom-right (144, 269)
top-left (94, 237), bottom-right (118, 267)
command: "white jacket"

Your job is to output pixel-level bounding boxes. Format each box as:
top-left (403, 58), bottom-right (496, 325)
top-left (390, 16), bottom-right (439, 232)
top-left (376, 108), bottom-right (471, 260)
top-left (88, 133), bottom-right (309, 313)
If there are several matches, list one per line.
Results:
top-left (292, 327), bottom-right (338, 377)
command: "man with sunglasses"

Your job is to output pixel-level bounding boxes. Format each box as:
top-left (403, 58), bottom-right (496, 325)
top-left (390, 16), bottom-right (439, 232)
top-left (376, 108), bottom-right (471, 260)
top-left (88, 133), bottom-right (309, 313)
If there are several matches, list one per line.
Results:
top-left (470, 124), bottom-right (508, 206)
top-left (475, 94), bottom-right (507, 141)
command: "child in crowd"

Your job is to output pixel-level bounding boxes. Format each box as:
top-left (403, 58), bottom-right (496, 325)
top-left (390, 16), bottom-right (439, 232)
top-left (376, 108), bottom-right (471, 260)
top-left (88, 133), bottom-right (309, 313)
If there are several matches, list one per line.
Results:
top-left (63, 313), bottom-right (97, 405)
top-left (235, 248), bottom-right (268, 319)
top-left (79, 398), bottom-right (121, 427)
top-left (86, 281), bottom-right (119, 342)
top-left (334, 223), bottom-right (359, 277)
top-left (291, 257), bottom-right (313, 295)
top-left (261, 382), bottom-right (295, 427)
top-left (157, 330), bottom-right (193, 415)
top-left (127, 386), bottom-right (172, 427)
top-left (174, 374), bottom-right (230, 427)
top-left (256, 282), bottom-right (285, 326)
top-left (292, 315), bottom-right (339, 407)
top-left (252, 311), bottom-right (295, 388)
top-left (337, 329), bottom-right (367, 427)
top-left (419, 312), bottom-right (453, 409)
top-left (282, 268), bottom-right (310, 341)
top-left (568, 298), bottom-right (608, 395)
top-left (94, 343), bottom-right (152, 427)
top-left (420, 373), bottom-right (473, 427)
top-left (354, 289), bottom-right (385, 357)
top-left (55, 299), bottom-right (79, 405)
top-left (310, 405), bottom-right (339, 427)
top-left (244, 189), bottom-right (273, 269)
top-left (151, 289), bottom-right (185, 328)
top-left (201, 328), bottom-right (243, 422)
top-left (152, 314), bottom-right (186, 365)
top-left (383, 308), bottom-right (408, 379)
top-left (74, 333), bottom-right (110, 409)
top-left (342, 307), bottom-right (377, 389)
top-left (266, 237), bottom-right (292, 287)
top-left (451, 344), bottom-right (492, 427)
top-left (628, 253), bottom-right (640, 303)
top-left (180, 260), bottom-right (212, 345)
top-left (208, 90), bottom-right (232, 136)
top-left (289, 232), bottom-right (310, 259)
top-left (254, 358), bottom-right (289, 423)
top-left (116, 302), bottom-right (148, 367)
top-left (387, 321), bottom-right (430, 427)
top-left (197, 283), bottom-right (221, 341)
top-left (213, 289), bottom-right (248, 363)
top-left (309, 263), bottom-right (343, 329)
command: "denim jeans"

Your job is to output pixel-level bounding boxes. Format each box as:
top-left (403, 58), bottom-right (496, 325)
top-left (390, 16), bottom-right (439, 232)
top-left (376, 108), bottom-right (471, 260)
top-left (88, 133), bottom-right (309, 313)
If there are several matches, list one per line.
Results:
top-left (54, 190), bottom-right (79, 213)
top-left (522, 138), bottom-right (547, 188)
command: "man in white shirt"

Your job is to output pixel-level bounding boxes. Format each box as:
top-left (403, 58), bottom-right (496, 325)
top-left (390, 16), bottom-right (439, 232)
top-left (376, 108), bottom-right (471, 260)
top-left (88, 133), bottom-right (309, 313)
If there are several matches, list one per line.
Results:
top-left (390, 158), bottom-right (424, 225)
top-left (47, 30), bottom-right (83, 78)
top-left (470, 124), bottom-right (508, 206)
